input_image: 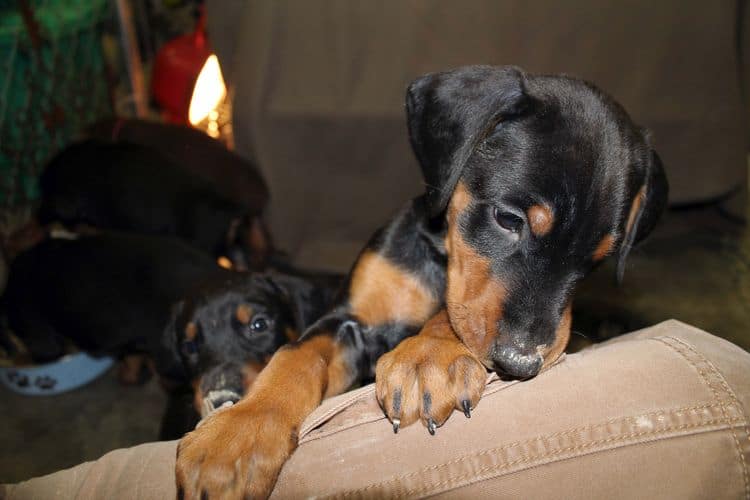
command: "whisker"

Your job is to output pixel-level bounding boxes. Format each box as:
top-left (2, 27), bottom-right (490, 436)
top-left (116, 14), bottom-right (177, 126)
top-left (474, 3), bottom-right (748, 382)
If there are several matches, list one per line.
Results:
top-left (571, 330), bottom-right (591, 340)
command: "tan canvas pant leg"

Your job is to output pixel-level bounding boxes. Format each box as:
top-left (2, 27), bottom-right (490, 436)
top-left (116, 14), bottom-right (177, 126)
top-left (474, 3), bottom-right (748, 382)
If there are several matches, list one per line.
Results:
top-left (2, 320), bottom-right (749, 499)
top-left (273, 320), bottom-right (750, 499)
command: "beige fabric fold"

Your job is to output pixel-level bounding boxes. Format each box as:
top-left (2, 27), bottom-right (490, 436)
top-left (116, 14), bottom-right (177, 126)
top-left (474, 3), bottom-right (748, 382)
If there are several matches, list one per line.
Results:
top-left (3, 320), bottom-right (749, 499)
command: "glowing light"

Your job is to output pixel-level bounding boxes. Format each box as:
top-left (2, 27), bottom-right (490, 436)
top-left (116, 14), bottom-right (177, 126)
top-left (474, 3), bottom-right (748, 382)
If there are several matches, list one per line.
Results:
top-left (217, 256), bottom-right (233, 269)
top-left (188, 54), bottom-right (227, 126)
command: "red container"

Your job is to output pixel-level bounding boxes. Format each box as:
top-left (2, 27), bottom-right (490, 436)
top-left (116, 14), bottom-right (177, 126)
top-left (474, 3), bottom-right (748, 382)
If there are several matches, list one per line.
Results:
top-left (151, 13), bottom-right (211, 123)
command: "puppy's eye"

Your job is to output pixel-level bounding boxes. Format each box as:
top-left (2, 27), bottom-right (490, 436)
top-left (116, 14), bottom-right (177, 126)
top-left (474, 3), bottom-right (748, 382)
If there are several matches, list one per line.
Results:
top-left (493, 207), bottom-right (524, 234)
top-left (250, 314), bottom-right (270, 333)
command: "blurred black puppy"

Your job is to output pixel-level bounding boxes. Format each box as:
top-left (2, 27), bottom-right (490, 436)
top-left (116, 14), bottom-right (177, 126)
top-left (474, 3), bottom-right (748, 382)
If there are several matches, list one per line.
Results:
top-left (159, 270), bottom-right (341, 438)
top-left (3, 232), bottom-right (230, 366)
top-left (37, 140), bottom-right (270, 270)
top-left (88, 119), bottom-right (268, 215)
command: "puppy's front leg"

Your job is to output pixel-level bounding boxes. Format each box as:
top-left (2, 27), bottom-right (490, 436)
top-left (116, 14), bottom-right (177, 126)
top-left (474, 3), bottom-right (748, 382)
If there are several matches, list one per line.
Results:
top-left (176, 318), bottom-right (360, 500)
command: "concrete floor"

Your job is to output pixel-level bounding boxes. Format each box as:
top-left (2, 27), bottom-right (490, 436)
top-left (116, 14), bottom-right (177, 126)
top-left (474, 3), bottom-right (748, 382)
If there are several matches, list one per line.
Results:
top-left (1, 204), bottom-right (748, 484)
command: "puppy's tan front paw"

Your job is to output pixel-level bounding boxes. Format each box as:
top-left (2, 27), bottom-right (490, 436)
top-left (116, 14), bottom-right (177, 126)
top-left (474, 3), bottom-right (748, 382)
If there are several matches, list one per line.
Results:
top-left (175, 402), bottom-right (297, 499)
top-left (375, 333), bottom-right (487, 435)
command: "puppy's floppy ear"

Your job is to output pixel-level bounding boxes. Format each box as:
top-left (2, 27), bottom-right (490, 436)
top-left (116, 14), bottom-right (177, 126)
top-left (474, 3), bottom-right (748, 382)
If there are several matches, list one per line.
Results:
top-left (616, 149), bottom-right (669, 283)
top-left (406, 65), bottom-right (529, 216)
top-left (152, 300), bottom-right (189, 382)
top-left (265, 273), bottom-right (333, 335)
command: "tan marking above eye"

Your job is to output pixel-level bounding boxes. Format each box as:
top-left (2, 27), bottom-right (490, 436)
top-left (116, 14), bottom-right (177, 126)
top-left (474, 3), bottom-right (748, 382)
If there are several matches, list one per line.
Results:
top-left (348, 251), bottom-right (438, 327)
top-left (236, 304), bottom-right (253, 325)
top-left (592, 234), bottom-right (616, 262)
top-left (449, 182), bottom-right (472, 219)
top-left (185, 322), bottom-right (198, 341)
top-left (527, 204), bottom-right (554, 236)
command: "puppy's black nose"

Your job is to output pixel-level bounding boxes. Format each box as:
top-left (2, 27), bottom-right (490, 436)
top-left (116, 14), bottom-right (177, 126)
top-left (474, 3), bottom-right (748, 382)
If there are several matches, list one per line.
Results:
top-left (492, 344), bottom-right (543, 378)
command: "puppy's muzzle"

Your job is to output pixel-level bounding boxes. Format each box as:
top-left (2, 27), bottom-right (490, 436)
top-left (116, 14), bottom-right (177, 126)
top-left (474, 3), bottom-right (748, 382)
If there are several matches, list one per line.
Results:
top-left (197, 363), bottom-right (244, 417)
top-left (201, 389), bottom-right (242, 417)
top-left (491, 344), bottom-right (543, 378)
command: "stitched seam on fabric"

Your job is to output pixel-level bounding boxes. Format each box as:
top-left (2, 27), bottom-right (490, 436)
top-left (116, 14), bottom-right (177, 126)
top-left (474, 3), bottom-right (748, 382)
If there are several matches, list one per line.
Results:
top-left (300, 400), bottom-right (734, 446)
top-left (301, 350), bottom-right (559, 442)
top-left (300, 387), bottom-right (376, 439)
top-left (417, 425), bottom-right (742, 498)
top-left (657, 336), bottom-right (750, 499)
top-left (301, 413), bottom-right (385, 444)
top-left (300, 378), bottom-right (520, 443)
top-left (329, 418), bottom-right (742, 499)
top-left (378, 411), bottom-right (739, 483)
top-left (323, 401), bottom-right (740, 499)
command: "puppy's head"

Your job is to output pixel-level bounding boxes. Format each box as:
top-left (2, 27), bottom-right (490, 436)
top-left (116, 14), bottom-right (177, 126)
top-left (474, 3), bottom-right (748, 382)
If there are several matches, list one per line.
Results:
top-left (159, 272), bottom-right (327, 414)
top-left (407, 66), bottom-right (668, 378)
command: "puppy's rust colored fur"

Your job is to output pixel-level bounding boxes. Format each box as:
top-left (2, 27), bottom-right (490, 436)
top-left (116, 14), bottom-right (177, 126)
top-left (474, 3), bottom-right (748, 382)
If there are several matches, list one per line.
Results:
top-left (349, 251), bottom-right (437, 326)
top-left (593, 234), bottom-right (616, 262)
top-left (445, 183), bottom-right (506, 364)
top-left (527, 204), bottom-right (554, 237)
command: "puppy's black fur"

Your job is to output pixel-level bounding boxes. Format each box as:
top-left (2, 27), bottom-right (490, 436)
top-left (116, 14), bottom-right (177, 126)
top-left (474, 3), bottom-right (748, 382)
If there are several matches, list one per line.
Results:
top-left (37, 140), bottom-right (269, 270)
top-left (87, 119), bottom-right (269, 214)
top-left (4, 232), bottom-right (229, 364)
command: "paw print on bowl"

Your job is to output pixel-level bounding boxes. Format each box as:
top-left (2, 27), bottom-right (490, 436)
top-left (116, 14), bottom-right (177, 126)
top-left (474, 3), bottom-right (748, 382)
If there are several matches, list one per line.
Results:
top-left (34, 375), bottom-right (57, 390)
top-left (6, 370), bottom-right (30, 387)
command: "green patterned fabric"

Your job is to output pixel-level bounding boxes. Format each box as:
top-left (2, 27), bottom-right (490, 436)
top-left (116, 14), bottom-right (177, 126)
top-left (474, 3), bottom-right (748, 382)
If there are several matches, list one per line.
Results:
top-left (0, 0), bottom-right (112, 207)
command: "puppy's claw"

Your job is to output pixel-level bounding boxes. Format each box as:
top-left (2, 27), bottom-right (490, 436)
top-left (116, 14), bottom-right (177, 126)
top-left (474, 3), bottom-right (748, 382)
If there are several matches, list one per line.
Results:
top-left (427, 418), bottom-right (436, 435)
top-left (462, 399), bottom-right (472, 418)
top-left (392, 418), bottom-right (400, 434)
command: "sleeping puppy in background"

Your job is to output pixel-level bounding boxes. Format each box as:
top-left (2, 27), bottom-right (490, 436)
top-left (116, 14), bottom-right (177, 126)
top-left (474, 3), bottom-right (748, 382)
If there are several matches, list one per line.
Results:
top-left (36, 140), bottom-right (272, 271)
top-left (3, 232), bottom-right (230, 368)
top-left (158, 270), bottom-right (342, 439)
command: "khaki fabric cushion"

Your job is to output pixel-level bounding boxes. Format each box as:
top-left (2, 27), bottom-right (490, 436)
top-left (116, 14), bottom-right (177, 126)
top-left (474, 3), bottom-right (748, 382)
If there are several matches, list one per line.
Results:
top-left (3, 320), bottom-right (749, 499)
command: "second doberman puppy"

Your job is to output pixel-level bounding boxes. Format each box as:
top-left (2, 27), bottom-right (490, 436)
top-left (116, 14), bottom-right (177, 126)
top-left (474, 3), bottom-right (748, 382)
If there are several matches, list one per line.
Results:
top-left (160, 270), bottom-right (342, 439)
top-left (176, 66), bottom-right (668, 498)
top-left (163, 271), bottom-right (342, 414)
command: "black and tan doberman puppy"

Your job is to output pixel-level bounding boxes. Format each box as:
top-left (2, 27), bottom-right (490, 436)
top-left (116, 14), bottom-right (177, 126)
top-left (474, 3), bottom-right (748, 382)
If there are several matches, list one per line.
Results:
top-left (3, 232), bottom-right (339, 389)
top-left (176, 66), bottom-right (668, 499)
top-left (161, 270), bottom-right (342, 421)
